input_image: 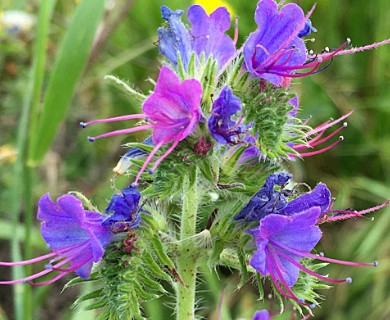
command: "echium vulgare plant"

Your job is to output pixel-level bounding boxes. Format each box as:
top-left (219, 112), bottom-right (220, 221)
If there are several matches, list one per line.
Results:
top-left (2, 1), bottom-right (390, 319)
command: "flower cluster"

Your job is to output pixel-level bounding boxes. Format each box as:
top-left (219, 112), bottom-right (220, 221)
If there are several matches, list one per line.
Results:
top-left (3, 1), bottom-right (390, 319)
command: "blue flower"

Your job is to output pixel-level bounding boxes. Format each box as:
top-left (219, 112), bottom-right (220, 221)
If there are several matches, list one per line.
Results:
top-left (243, 0), bottom-right (307, 86)
top-left (103, 186), bottom-right (142, 231)
top-left (0, 194), bottom-right (112, 285)
top-left (241, 173), bottom-right (380, 305)
top-left (157, 6), bottom-right (192, 67)
top-left (187, 5), bottom-right (235, 66)
top-left (234, 172), bottom-right (292, 221)
top-left (158, 5), bottom-right (235, 68)
top-left (208, 86), bottom-right (243, 144)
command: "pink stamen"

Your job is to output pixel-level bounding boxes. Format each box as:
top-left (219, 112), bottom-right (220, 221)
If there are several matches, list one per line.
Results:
top-left (233, 16), bottom-right (239, 46)
top-left (326, 38), bottom-right (390, 57)
top-left (299, 136), bottom-right (343, 157)
top-left (150, 139), bottom-right (180, 172)
top-left (133, 141), bottom-right (164, 185)
top-left (294, 123), bottom-right (347, 151)
top-left (0, 251), bottom-right (58, 266)
top-left (266, 252), bottom-right (297, 301)
top-left (88, 124), bottom-right (153, 141)
top-left (270, 239), bottom-right (377, 268)
top-left (80, 114), bottom-right (145, 127)
top-left (29, 272), bottom-right (69, 287)
top-left (307, 110), bottom-right (353, 136)
top-left (0, 258), bottom-right (70, 285)
top-left (268, 248), bottom-right (313, 306)
top-left (324, 200), bottom-right (390, 222)
top-left (277, 250), bottom-right (351, 284)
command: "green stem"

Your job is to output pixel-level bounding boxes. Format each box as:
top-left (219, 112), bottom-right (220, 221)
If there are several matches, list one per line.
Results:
top-left (176, 169), bottom-right (199, 320)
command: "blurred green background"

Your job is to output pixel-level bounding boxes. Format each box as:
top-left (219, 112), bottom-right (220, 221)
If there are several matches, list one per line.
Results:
top-left (0, 0), bottom-right (389, 319)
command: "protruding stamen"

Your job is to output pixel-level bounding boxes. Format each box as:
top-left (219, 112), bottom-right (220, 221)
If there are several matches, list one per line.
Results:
top-left (345, 277), bottom-right (352, 283)
top-left (299, 136), bottom-right (343, 157)
top-left (271, 239), bottom-right (378, 268)
top-left (79, 114), bottom-right (145, 127)
top-left (324, 199), bottom-right (390, 222)
top-left (277, 249), bottom-right (353, 284)
top-left (0, 251), bottom-right (58, 266)
top-left (86, 124), bottom-right (153, 142)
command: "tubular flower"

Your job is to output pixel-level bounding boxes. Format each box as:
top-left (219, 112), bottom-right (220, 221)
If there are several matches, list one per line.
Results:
top-left (158, 6), bottom-right (192, 67)
top-left (158, 4), bottom-right (235, 68)
top-left (0, 194), bottom-right (112, 285)
top-left (102, 186), bottom-right (143, 232)
top-left (234, 172), bottom-right (292, 221)
top-left (187, 5), bottom-right (236, 66)
top-left (81, 66), bottom-right (202, 185)
top-left (239, 172), bottom-right (386, 305)
top-left (243, 0), bottom-right (308, 86)
top-left (208, 86), bottom-right (243, 144)
top-left (248, 207), bottom-right (378, 305)
top-left (243, 0), bottom-right (352, 86)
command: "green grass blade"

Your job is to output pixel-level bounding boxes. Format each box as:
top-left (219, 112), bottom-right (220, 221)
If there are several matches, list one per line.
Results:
top-left (29, 0), bottom-right (106, 165)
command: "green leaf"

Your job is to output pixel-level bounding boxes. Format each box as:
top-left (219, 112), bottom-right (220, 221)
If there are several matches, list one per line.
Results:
top-left (29, 0), bottom-right (106, 165)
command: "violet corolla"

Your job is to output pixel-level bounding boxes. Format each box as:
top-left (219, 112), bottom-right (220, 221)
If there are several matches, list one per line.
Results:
top-left (158, 4), bottom-right (235, 68)
top-left (0, 194), bottom-right (112, 285)
top-left (208, 86), bottom-right (243, 144)
top-left (240, 173), bottom-right (385, 305)
top-left (102, 186), bottom-right (143, 232)
top-left (243, 0), bottom-right (348, 86)
top-left (81, 66), bottom-right (202, 185)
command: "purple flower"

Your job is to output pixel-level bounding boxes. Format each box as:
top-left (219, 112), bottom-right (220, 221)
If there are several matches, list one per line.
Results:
top-left (253, 309), bottom-right (271, 320)
top-left (283, 183), bottom-right (331, 215)
top-left (208, 86), bottom-right (243, 144)
top-left (81, 66), bottom-right (202, 185)
top-left (187, 5), bottom-right (235, 66)
top-left (243, 0), bottom-right (307, 86)
top-left (158, 5), bottom-right (235, 68)
top-left (102, 186), bottom-right (142, 231)
top-left (157, 6), bottom-right (192, 67)
top-left (249, 208), bottom-right (322, 288)
top-left (234, 172), bottom-right (292, 221)
top-left (241, 173), bottom-right (381, 304)
top-left (0, 194), bottom-right (112, 285)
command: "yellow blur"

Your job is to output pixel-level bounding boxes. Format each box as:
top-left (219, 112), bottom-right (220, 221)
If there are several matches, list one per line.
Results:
top-left (193, 0), bottom-right (234, 16)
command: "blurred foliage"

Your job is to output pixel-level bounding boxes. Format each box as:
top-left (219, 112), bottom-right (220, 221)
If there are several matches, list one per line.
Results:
top-left (0, 0), bottom-right (389, 319)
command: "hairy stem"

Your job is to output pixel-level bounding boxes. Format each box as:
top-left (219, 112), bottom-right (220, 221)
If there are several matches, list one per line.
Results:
top-left (176, 168), bottom-right (199, 320)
